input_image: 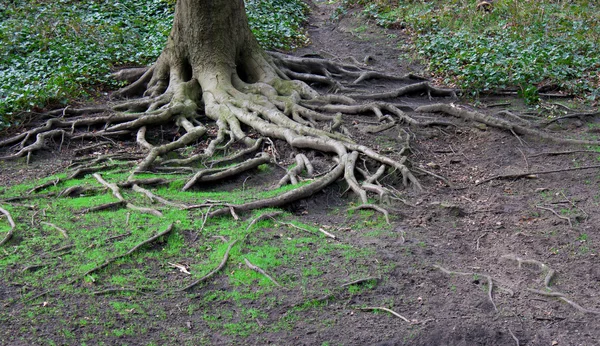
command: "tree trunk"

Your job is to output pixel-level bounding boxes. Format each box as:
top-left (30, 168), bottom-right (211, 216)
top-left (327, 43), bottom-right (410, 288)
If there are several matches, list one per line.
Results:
top-left (147, 0), bottom-right (276, 98)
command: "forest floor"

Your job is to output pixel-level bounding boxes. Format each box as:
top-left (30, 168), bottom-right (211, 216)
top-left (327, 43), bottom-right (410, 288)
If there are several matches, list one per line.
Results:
top-left (1, 1), bottom-right (600, 345)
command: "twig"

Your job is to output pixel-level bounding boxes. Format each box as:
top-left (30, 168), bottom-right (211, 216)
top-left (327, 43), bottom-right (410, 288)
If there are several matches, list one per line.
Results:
top-left (0, 206), bottom-right (16, 246)
top-left (536, 205), bottom-right (572, 227)
top-left (180, 240), bottom-right (238, 291)
top-left (476, 164), bottom-right (600, 185)
top-left (356, 306), bottom-right (410, 323)
top-left (476, 233), bottom-right (487, 251)
top-left (244, 258), bottom-right (281, 287)
top-left (560, 191), bottom-right (587, 219)
top-left (41, 221), bottom-right (69, 239)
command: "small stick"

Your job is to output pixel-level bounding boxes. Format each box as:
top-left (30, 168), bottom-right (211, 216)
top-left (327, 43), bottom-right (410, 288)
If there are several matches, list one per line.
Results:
top-left (544, 111), bottom-right (600, 125)
top-left (244, 258), bottom-right (281, 287)
top-left (476, 164), bottom-right (600, 185)
top-left (560, 191), bottom-right (588, 219)
top-left (180, 240), bottom-right (238, 291)
top-left (22, 263), bottom-right (48, 272)
top-left (41, 221), bottom-right (69, 239)
top-left (528, 289), bottom-right (600, 315)
top-left (0, 206), bottom-right (16, 246)
top-left (536, 205), bottom-right (572, 227)
top-left (356, 306), bottom-right (410, 323)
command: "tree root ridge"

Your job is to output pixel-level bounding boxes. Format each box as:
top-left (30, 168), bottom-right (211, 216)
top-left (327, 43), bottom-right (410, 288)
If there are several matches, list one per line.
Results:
top-left (417, 103), bottom-right (600, 146)
top-left (8, 44), bottom-right (594, 222)
top-left (434, 264), bottom-right (503, 312)
top-left (502, 254), bottom-right (600, 315)
top-left (435, 255), bottom-right (600, 316)
top-left (71, 223), bottom-right (174, 284)
top-left (180, 239), bottom-right (238, 291)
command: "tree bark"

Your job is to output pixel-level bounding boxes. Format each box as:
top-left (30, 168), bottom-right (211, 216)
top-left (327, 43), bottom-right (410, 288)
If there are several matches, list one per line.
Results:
top-left (147, 0), bottom-right (277, 98)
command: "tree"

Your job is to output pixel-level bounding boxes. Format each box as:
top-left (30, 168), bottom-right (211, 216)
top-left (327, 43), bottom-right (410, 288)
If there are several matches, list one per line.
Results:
top-left (4, 0), bottom-right (588, 218)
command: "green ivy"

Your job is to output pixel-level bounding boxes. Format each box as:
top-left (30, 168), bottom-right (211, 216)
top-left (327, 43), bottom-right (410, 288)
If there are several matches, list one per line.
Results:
top-left (0, 0), bottom-right (308, 129)
top-left (338, 0), bottom-right (600, 104)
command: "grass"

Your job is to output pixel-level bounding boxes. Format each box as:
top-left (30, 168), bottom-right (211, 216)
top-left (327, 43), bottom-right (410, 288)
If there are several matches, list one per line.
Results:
top-left (0, 166), bottom-right (393, 344)
top-left (337, 0), bottom-right (600, 104)
top-left (0, 0), bottom-right (309, 129)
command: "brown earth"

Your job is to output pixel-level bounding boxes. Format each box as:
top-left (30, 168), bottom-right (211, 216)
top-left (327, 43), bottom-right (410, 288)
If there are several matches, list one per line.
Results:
top-left (1, 1), bottom-right (600, 345)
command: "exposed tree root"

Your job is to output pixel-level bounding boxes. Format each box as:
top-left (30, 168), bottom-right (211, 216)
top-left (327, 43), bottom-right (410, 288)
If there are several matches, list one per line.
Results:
top-left (348, 204), bottom-right (390, 224)
top-left (180, 239), bottom-right (238, 291)
top-left (40, 221), bottom-right (68, 239)
top-left (92, 287), bottom-right (148, 296)
top-left (132, 184), bottom-right (189, 209)
top-left (73, 223), bottom-right (174, 284)
top-left (276, 220), bottom-right (337, 240)
top-left (417, 103), bottom-right (600, 146)
top-left (476, 164), bottom-right (600, 186)
top-left (536, 205), bottom-right (572, 227)
top-left (501, 254), bottom-right (600, 315)
top-left (433, 264), bottom-right (506, 312)
top-left (244, 258), bottom-right (281, 287)
top-left (21, 224), bottom-right (173, 304)
top-left (355, 306), bottom-right (410, 323)
top-left (0, 206), bottom-right (16, 246)
top-left (245, 211), bottom-right (283, 232)
top-left (93, 173), bottom-right (162, 217)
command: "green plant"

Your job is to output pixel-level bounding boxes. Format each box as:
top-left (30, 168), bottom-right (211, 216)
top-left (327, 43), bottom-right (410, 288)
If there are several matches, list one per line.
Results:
top-left (0, 0), bottom-right (309, 129)
top-left (340, 0), bottom-right (600, 102)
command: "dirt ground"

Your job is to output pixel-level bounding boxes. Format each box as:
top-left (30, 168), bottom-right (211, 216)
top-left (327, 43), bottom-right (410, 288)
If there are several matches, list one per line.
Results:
top-left (2, 1), bottom-right (600, 345)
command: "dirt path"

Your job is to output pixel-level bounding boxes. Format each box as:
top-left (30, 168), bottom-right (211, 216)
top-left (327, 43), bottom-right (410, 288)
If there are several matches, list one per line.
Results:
top-left (1, 1), bottom-right (600, 345)
top-left (293, 2), bottom-right (600, 345)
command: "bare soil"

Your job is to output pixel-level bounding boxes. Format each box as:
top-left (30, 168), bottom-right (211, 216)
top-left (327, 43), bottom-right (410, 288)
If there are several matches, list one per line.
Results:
top-left (1, 1), bottom-right (600, 345)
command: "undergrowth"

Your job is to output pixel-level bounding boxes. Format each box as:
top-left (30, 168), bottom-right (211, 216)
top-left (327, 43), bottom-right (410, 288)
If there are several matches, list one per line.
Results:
top-left (336, 0), bottom-right (600, 103)
top-left (0, 0), bottom-right (309, 129)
